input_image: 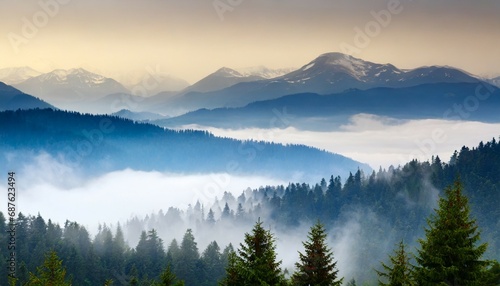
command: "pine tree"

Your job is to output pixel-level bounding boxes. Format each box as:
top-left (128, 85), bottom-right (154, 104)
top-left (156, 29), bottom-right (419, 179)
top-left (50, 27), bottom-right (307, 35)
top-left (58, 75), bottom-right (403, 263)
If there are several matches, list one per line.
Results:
top-left (155, 265), bottom-right (184, 286)
top-left (175, 229), bottom-right (200, 286)
top-left (292, 221), bottom-right (342, 286)
top-left (26, 250), bottom-right (71, 286)
top-left (376, 240), bottom-right (415, 286)
top-left (207, 209), bottom-right (216, 225)
top-left (221, 219), bottom-right (285, 285)
top-left (111, 223), bottom-right (127, 272)
top-left (166, 239), bottom-right (180, 266)
top-left (415, 179), bottom-right (487, 285)
top-left (201, 241), bottom-right (224, 284)
top-left (221, 203), bottom-right (232, 221)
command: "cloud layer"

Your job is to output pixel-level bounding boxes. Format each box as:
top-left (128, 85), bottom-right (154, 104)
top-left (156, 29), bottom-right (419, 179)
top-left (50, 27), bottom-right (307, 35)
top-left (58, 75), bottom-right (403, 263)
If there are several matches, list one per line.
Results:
top-left (192, 115), bottom-right (500, 169)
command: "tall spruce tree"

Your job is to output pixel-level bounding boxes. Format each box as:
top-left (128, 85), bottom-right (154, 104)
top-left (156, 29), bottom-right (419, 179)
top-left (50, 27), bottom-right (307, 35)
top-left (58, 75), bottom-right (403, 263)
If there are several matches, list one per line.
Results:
top-left (221, 219), bottom-right (285, 286)
top-left (376, 240), bottom-right (415, 286)
top-left (415, 179), bottom-right (487, 285)
top-left (175, 229), bottom-right (200, 286)
top-left (292, 221), bottom-right (342, 286)
top-left (26, 250), bottom-right (71, 286)
top-left (155, 265), bottom-right (184, 286)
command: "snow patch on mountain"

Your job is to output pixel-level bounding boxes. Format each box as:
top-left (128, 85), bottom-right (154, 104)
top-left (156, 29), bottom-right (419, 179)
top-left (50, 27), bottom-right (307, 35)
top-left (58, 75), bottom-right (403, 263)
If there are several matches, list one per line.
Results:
top-left (324, 54), bottom-right (370, 79)
top-left (302, 63), bottom-right (315, 71)
top-left (487, 76), bottom-right (500, 88)
top-left (217, 67), bottom-right (245, 78)
top-left (236, 66), bottom-right (295, 79)
top-left (35, 68), bottom-right (112, 87)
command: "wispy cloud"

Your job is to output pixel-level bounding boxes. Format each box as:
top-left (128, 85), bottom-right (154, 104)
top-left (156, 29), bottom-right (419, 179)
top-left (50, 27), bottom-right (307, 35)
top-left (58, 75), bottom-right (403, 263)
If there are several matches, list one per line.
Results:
top-left (18, 154), bottom-right (285, 232)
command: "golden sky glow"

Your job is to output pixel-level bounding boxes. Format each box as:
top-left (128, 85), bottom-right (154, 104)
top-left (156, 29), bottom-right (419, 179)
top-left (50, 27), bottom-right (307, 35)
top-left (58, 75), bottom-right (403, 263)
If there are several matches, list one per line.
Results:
top-left (1, 0), bottom-right (499, 83)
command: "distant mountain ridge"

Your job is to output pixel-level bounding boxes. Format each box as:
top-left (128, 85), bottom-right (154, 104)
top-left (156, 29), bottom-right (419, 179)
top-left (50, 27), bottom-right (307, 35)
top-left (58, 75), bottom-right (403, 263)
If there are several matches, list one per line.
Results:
top-left (0, 108), bottom-right (370, 181)
top-left (0, 82), bottom-right (53, 111)
top-left (0, 67), bottom-right (42, 85)
top-left (180, 67), bottom-right (266, 94)
top-left (154, 82), bottom-right (500, 131)
top-left (111, 109), bottom-right (168, 121)
top-left (14, 68), bottom-right (129, 111)
top-left (1, 52), bottom-right (489, 116)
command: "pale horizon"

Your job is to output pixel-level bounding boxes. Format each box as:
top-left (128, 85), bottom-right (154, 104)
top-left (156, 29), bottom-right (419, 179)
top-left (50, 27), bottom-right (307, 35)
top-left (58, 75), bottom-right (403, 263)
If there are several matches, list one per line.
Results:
top-left (1, 0), bottom-right (499, 84)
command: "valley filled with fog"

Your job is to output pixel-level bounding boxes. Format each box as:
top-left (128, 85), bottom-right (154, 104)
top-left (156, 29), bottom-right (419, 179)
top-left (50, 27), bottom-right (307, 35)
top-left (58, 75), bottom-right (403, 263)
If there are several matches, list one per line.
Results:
top-left (191, 115), bottom-right (500, 168)
top-left (7, 114), bottom-right (499, 283)
top-left (14, 113), bottom-right (500, 231)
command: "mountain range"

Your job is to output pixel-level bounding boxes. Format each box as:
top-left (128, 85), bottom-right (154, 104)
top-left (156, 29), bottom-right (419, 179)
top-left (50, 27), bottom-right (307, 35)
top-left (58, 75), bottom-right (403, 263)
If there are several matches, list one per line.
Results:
top-left (155, 82), bottom-right (500, 131)
top-left (163, 53), bottom-right (482, 113)
top-left (4, 52), bottom-right (494, 116)
top-left (13, 68), bottom-right (129, 112)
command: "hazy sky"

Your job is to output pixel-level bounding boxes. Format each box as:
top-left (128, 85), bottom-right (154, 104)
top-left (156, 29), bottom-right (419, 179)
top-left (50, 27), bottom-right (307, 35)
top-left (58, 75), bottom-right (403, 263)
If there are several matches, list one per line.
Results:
top-left (1, 0), bottom-right (499, 83)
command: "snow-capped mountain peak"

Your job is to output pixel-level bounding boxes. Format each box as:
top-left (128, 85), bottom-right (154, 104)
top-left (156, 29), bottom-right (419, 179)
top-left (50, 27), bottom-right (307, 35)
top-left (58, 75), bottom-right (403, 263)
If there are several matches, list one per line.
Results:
top-left (0, 66), bottom-right (42, 85)
top-left (306, 52), bottom-right (380, 80)
top-left (215, 67), bottom-right (245, 78)
top-left (283, 52), bottom-right (403, 84)
top-left (181, 66), bottom-right (270, 93)
top-left (37, 68), bottom-right (110, 86)
top-left (14, 68), bottom-right (130, 104)
top-left (44, 69), bottom-right (70, 81)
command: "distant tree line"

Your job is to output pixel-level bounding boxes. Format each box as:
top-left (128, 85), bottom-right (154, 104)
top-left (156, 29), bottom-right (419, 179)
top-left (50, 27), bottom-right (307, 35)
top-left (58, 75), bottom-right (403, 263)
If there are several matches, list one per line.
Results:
top-left (0, 108), bottom-right (361, 178)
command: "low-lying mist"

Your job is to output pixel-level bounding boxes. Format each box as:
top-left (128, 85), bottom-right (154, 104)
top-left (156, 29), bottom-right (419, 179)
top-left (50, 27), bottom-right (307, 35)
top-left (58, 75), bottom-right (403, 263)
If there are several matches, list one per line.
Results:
top-left (180, 114), bottom-right (500, 169)
top-left (11, 152), bottom-right (404, 283)
top-left (16, 153), bottom-right (285, 232)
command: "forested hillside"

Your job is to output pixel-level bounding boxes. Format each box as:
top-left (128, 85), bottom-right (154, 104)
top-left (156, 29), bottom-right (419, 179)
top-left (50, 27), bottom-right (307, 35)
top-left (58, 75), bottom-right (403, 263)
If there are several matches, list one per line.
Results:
top-left (0, 108), bottom-right (368, 180)
top-left (1, 138), bottom-right (499, 285)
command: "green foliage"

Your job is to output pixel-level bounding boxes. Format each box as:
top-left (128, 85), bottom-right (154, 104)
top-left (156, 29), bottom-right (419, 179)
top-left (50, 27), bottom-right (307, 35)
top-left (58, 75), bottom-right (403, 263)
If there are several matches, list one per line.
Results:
top-left (292, 221), bottom-right (343, 286)
top-left (376, 240), bottom-right (415, 286)
top-left (26, 250), bottom-right (71, 286)
top-left (154, 265), bottom-right (184, 286)
top-left (200, 241), bottom-right (225, 285)
top-left (415, 179), bottom-right (488, 285)
top-left (221, 219), bottom-right (285, 286)
top-left (174, 229), bottom-right (200, 285)
top-left (482, 260), bottom-right (500, 285)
